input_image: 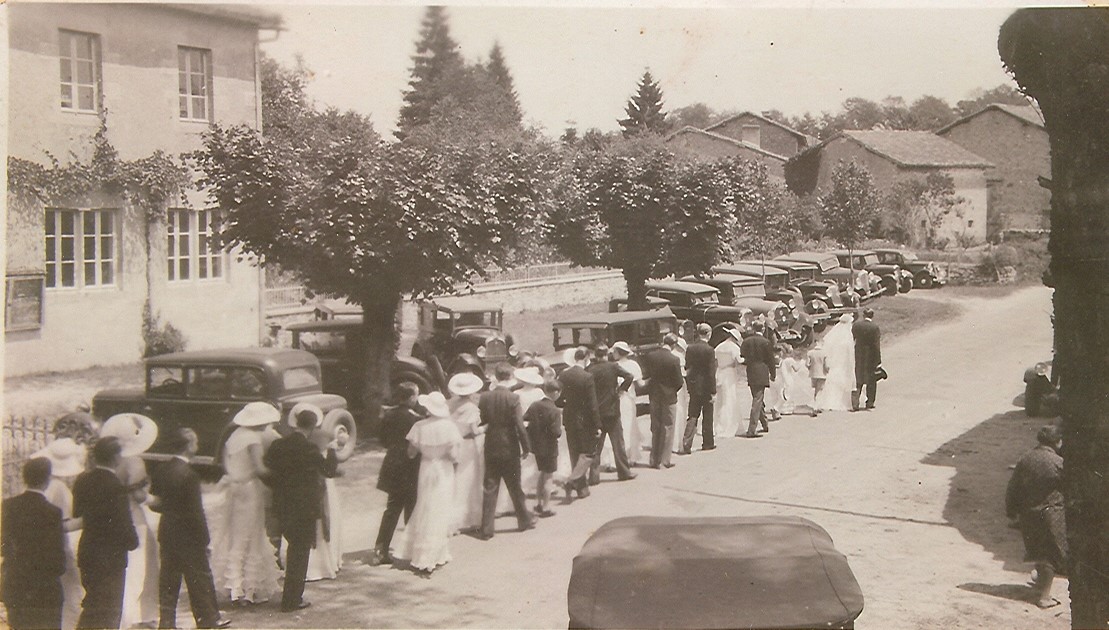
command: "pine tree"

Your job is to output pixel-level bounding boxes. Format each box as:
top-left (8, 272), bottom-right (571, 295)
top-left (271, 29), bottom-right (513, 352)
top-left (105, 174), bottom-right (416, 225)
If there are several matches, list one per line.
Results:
top-left (619, 70), bottom-right (671, 137)
top-left (486, 42), bottom-right (522, 125)
top-left (396, 6), bottom-right (463, 139)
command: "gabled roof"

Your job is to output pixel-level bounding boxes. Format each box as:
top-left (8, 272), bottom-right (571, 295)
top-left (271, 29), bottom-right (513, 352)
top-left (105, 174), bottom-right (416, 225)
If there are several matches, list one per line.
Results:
top-left (169, 4), bottom-right (284, 30)
top-left (665, 126), bottom-right (788, 162)
top-left (705, 111), bottom-right (815, 145)
top-left (838, 130), bottom-right (993, 169)
top-left (936, 103), bottom-right (1045, 134)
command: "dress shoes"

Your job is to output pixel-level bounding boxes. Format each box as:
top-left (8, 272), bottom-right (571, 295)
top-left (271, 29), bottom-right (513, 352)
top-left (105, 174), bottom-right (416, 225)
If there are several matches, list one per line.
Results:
top-left (519, 520), bottom-right (537, 532)
top-left (280, 601), bottom-right (311, 613)
top-left (662, 462), bottom-right (676, 468)
top-left (577, 485), bottom-right (591, 499)
top-left (743, 432), bottom-right (763, 438)
top-left (475, 532), bottom-right (494, 541)
top-left (701, 445), bottom-right (716, 451)
top-left (199, 618), bottom-right (232, 629)
top-left (618, 472), bottom-right (637, 481)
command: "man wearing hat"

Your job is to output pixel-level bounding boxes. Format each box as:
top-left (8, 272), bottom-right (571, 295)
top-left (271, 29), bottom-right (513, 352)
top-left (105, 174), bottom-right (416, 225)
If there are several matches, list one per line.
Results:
top-left (680, 323), bottom-right (717, 454)
top-left (851, 308), bottom-right (882, 411)
top-left (264, 404), bottom-right (339, 612)
top-left (149, 428), bottom-right (229, 629)
top-left (586, 345), bottom-right (636, 483)
top-left (740, 321), bottom-right (776, 438)
top-left (478, 363), bottom-right (534, 539)
top-left (557, 348), bottom-right (601, 497)
top-left (641, 335), bottom-right (684, 469)
top-left (369, 383), bottom-right (424, 566)
top-left (1, 458), bottom-right (66, 630)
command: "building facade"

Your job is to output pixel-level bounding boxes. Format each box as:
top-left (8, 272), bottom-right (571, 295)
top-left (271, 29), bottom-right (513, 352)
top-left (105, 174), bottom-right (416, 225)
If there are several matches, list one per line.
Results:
top-left (5, 3), bottom-right (282, 376)
top-left (704, 111), bottom-right (815, 159)
top-left (665, 127), bottom-right (787, 180)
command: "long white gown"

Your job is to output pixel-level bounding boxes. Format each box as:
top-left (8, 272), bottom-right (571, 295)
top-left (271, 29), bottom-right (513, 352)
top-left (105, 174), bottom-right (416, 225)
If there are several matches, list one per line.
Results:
top-left (44, 478), bottom-right (82, 630)
top-left (617, 358), bottom-right (645, 465)
top-left (715, 339), bottom-right (743, 437)
top-left (780, 356), bottom-right (813, 413)
top-left (671, 348), bottom-right (688, 452)
top-left (397, 417), bottom-right (462, 572)
top-left (449, 398), bottom-right (484, 534)
top-left (119, 456), bottom-right (159, 629)
top-left (818, 317), bottom-right (857, 411)
top-left (517, 386), bottom-right (545, 497)
top-left (306, 477), bottom-right (343, 581)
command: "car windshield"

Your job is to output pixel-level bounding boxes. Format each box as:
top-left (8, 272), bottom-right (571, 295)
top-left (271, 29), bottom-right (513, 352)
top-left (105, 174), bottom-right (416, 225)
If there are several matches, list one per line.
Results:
top-left (283, 366), bottom-right (321, 390)
top-left (690, 293), bottom-right (718, 306)
top-left (554, 326), bottom-right (602, 348)
top-left (148, 366), bottom-right (184, 397)
top-left (296, 331), bottom-right (347, 353)
top-left (735, 285), bottom-right (765, 296)
top-left (455, 311), bottom-right (500, 327)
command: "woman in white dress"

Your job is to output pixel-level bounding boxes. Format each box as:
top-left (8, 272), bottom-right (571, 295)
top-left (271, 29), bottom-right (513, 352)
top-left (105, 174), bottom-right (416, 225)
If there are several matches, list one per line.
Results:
top-left (100, 413), bottom-right (160, 629)
top-left (397, 392), bottom-right (463, 577)
top-left (714, 328), bottom-right (744, 437)
top-left (817, 314), bottom-right (857, 411)
top-left (671, 339), bottom-right (689, 453)
top-left (514, 367), bottom-right (546, 496)
top-left (33, 438), bottom-right (87, 630)
top-left (611, 342), bottom-right (645, 466)
top-left (780, 347), bottom-right (814, 415)
top-left (447, 373), bottom-right (485, 535)
top-left (209, 402), bottom-right (282, 605)
top-left (303, 402), bottom-right (348, 582)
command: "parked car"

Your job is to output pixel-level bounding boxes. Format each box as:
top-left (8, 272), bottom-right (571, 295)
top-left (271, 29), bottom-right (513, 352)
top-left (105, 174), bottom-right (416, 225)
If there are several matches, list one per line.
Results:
top-left (568, 515), bottom-right (865, 630)
top-left (832, 249), bottom-right (912, 295)
top-left (684, 273), bottom-right (817, 343)
top-left (285, 319), bottom-right (438, 414)
top-left (1023, 360), bottom-right (1059, 417)
top-left (777, 252), bottom-right (882, 300)
top-left (713, 263), bottom-right (832, 329)
top-left (547, 308), bottom-right (680, 371)
top-left (644, 280), bottom-right (753, 330)
top-left (747, 259), bottom-right (853, 320)
top-left (874, 248), bottom-right (947, 289)
top-left (92, 348), bottom-right (357, 470)
top-left (412, 296), bottom-right (517, 381)
top-left (607, 295), bottom-right (671, 313)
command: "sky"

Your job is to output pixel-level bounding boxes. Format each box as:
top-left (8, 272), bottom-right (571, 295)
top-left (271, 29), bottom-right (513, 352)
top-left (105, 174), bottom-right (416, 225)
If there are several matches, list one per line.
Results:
top-left (259, 2), bottom-right (1029, 137)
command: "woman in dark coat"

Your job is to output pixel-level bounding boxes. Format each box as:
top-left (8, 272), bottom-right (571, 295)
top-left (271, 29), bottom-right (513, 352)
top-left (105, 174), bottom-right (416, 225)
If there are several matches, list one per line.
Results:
top-left (368, 383), bottom-right (424, 566)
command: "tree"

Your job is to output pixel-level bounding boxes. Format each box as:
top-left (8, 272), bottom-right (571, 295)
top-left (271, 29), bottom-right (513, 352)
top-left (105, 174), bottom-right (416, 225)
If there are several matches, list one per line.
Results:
top-left (954, 82), bottom-right (1030, 118)
top-left (618, 70), bottom-right (671, 137)
top-left (908, 95), bottom-right (957, 130)
top-left (819, 160), bottom-right (880, 282)
top-left (485, 42), bottom-right (522, 126)
top-left (879, 172), bottom-right (964, 247)
top-left (396, 6), bottom-right (464, 138)
top-left (1000, 9), bottom-right (1109, 627)
top-left (668, 103), bottom-right (719, 130)
top-left (724, 160), bottom-right (804, 260)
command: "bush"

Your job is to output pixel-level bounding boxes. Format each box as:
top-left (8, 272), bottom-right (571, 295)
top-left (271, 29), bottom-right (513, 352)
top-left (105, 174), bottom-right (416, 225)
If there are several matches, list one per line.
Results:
top-left (142, 300), bottom-right (187, 357)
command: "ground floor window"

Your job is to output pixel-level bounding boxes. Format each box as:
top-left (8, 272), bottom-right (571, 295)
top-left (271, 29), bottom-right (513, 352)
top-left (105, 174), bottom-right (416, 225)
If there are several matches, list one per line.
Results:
top-left (44, 208), bottom-right (117, 289)
top-left (168, 208), bottom-right (224, 282)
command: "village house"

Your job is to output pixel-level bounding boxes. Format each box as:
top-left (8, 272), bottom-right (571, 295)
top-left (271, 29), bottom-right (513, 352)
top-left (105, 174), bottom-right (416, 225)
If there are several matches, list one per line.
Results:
top-left (937, 103), bottom-right (1050, 231)
top-left (5, 3), bottom-right (283, 376)
top-left (703, 111), bottom-right (816, 159)
top-left (665, 127), bottom-right (788, 180)
top-left (785, 130), bottom-right (994, 243)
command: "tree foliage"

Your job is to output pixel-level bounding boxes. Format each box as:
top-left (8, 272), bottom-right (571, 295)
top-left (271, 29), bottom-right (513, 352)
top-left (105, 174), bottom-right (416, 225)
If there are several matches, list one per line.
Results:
top-left (819, 160), bottom-right (880, 254)
top-left (396, 6), bottom-right (464, 139)
top-left (725, 161), bottom-right (817, 260)
top-left (877, 172), bottom-right (964, 248)
top-left (618, 70), bottom-right (671, 138)
top-left (485, 42), bottom-right (523, 126)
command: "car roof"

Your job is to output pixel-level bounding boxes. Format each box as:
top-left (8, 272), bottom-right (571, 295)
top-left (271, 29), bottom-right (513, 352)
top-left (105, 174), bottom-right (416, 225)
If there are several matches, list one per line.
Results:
top-left (568, 515), bottom-right (864, 630)
top-left (753, 259), bottom-right (818, 271)
top-left (284, 318), bottom-right (361, 332)
top-left (777, 252), bottom-right (840, 264)
top-left (873, 248), bottom-right (907, 254)
top-left (554, 307), bottom-right (677, 327)
top-left (422, 296), bottom-right (502, 313)
top-left (679, 275), bottom-right (762, 288)
top-left (145, 347), bottom-right (317, 369)
top-left (717, 263), bottom-right (789, 277)
top-left (646, 280), bottom-right (719, 294)
top-left (830, 249), bottom-right (877, 256)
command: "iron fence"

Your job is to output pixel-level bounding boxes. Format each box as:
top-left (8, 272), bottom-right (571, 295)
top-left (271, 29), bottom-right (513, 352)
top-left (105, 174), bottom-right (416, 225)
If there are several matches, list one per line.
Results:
top-left (3, 416), bottom-right (53, 498)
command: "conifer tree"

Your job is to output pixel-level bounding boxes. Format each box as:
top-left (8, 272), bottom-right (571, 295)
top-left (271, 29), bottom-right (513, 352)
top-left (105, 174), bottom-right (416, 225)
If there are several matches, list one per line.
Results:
top-left (618, 70), bottom-right (671, 137)
top-left (486, 42), bottom-right (522, 125)
top-left (396, 6), bottom-right (463, 139)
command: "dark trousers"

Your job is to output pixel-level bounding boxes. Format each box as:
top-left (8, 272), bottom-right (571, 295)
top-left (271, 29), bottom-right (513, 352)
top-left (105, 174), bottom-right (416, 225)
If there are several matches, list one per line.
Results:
top-left (158, 540), bottom-right (220, 629)
top-left (745, 386), bottom-right (769, 436)
top-left (852, 379), bottom-right (877, 409)
top-left (683, 392), bottom-right (714, 451)
top-left (374, 491), bottom-right (416, 552)
top-left (77, 561), bottom-right (125, 630)
top-left (5, 581), bottom-right (62, 630)
top-left (590, 414), bottom-right (633, 482)
top-left (648, 396), bottom-right (674, 468)
top-left (281, 525), bottom-right (314, 609)
top-left (481, 456), bottom-right (530, 537)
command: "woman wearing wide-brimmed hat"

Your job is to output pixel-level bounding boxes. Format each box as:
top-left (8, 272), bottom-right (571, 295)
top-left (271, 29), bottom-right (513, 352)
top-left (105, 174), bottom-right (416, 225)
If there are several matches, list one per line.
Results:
top-left (301, 402), bottom-right (347, 583)
top-left (33, 438), bottom-right (87, 630)
top-left (447, 373), bottom-right (486, 535)
top-left (99, 413), bottom-right (160, 628)
top-left (209, 402), bottom-right (282, 606)
top-left (714, 327), bottom-right (745, 439)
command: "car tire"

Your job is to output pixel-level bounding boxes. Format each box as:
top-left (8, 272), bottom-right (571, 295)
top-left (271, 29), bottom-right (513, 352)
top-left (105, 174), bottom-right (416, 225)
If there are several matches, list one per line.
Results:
top-left (322, 409), bottom-right (358, 461)
top-left (880, 275), bottom-right (898, 296)
top-left (898, 276), bottom-right (913, 293)
top-left (916, 274), bottom-right (934, 289)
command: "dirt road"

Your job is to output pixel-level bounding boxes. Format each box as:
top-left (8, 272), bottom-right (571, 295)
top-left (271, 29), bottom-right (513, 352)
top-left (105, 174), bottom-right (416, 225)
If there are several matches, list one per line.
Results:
top-left (220, 285), bottom-right (1066, 629)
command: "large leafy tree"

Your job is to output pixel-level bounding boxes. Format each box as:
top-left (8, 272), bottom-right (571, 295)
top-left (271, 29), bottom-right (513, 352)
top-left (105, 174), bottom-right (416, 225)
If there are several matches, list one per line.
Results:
top-left (725, 160), bottom-right (801, 260)
top-left (819, 160), bottom-right (880, 275)
top-left (878, 172), bottom-right (964, 247)
top-left (954, 82), bottom-right (1030, 118)
top-left (618, 70), bottom-right (671, 138)
top-left (1000, 9), bottom-right (1109, 627)
top-left (396, 6), bottom-right (464, 139)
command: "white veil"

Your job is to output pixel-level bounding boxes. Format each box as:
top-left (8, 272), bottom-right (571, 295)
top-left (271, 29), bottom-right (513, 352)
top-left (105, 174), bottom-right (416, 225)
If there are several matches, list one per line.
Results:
top-left (818, 314), bottom-right (857, 411)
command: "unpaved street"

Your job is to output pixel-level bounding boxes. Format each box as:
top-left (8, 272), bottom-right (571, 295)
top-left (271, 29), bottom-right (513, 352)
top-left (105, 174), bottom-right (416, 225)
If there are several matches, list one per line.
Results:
top-left (224, 286), bottom-right (1067, 629)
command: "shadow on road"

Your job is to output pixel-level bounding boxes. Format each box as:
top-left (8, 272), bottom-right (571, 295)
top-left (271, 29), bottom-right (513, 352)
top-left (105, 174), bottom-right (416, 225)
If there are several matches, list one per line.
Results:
top-left (958, 581), bottom-right (1035, 603)
top-left (920, 408), bottom-right (1046, 572)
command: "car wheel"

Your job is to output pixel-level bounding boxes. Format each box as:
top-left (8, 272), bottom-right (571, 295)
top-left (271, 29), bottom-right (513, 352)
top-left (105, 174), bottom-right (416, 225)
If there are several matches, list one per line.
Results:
top-left (880, 276), bottom-right (898, 296)
top-left (796, 326), bottom-right (814, 347)
top-left (322, 409), bottom-right (358, 461)
top-left (898, 276), bottom-right (913, 293)
top-left (916, 274), bottom-right (934, 289)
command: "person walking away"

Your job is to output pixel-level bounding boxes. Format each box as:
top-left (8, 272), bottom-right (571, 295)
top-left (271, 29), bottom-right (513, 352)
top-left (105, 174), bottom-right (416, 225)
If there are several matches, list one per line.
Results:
top-left (557, 349), bottom-right (602, 498)
top-left (369, 384), bottom-right (423, 565)
top-left (817, 314), bottom-right (857, 411)
top-left (149, 429), bottom-right (229, 629)
top-left (611, 343), bottom-right (645, 467)
top-left (514, 367), bottom-right (546, 503)
top-left (1006, 424), bottom-right (1067, 609)
top-left (714, 328), bottom-right (744, 437)
top-left (72, 436), bottom-right (138, 630)
top-left (670, 338), bottom-right (689, 454)
top-left (305, 405), bottom-right (349, 582)
top-left (447, 374), bottom-right (485, 536)
top-left (740, 322), bottom-right (776, 438)
top-left (586, 345), bottom-right (636, 483)
top-left (806, 340), bottom-right (829, 415)
top-left (641, 334), bottom-right (684, 468)
top-left (851, 308), bottom-right (882, 411)
top-left (263, 407), bottom-right (339, 612)
top-left (396, 393), bottom-right (462, 577)
top-left (680, 323), bottom-right (717, 454)
top-left (32, 439), bottom-right (86, 630)
top-left (525, 379), bottom-right (564, 517)
top-left (478, 364), bottom-right (535, 539)
top-left (2, 458), bottom-right (66, 630)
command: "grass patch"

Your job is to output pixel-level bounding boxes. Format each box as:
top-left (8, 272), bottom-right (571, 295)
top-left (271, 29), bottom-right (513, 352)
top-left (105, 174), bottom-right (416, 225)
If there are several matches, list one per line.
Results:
top-left (505, 301), bottom-right (610, 355)
top-left (865, 294), bottom-right (963, 343)
top-left (939, 283), bottom-right (1041, 299)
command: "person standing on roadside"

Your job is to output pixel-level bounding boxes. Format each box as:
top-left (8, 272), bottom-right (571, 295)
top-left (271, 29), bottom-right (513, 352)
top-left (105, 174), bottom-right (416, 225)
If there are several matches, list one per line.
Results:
top-left (586, 345), bottom-right (636, 484)
top-left (557, 348), bottom-right (601, 498)
top-left (740, 321), bottom-right (776, 438)
top-left (369, 384), bottom-right (424, 566)
top-left (680, 323), bottom-right (717, 454)
top-left (1006, 424), bottom-right (1067, 609)
top-left (852, 308), bottom-right (882, 411)
top-left (641, 334), bottom-right (684, 469)
top-left (525, 379), bottom-right (564, 518)
top-left (478, 364), bottom-right (535, 539)
top-left (1, 458), bottom-right (66, 630)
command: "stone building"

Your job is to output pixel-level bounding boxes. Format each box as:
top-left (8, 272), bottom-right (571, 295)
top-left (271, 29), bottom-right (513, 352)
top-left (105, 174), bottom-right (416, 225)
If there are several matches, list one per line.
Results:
top-left (665, 127), bottom-right (787, 180)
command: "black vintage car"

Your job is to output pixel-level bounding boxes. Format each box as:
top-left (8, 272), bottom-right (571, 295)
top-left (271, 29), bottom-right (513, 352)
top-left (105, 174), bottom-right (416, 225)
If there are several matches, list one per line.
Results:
top-left (715, 263), bottom-right (832, 329)
top-left (777, 252), bottom-right (882, 300)
top-left (412, 297), bottom-right (517, 382)
top-left (681, 273), bottom-right (816, 343)
top-left (831, 250), bottom-right (912, 295)
top-left (645, 280), bottom-right (753, 328)
top-left (547, 309), bottom-right (680, 371)
top-left (874, 248), bottom-right (947, 289)
top-left (747, 259), bottom-right (853, 319)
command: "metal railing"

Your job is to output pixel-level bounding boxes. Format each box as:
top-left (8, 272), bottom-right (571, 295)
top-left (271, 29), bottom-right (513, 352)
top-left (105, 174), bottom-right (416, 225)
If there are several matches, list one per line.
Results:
top-left (2, 416), bottom-right (53, 498)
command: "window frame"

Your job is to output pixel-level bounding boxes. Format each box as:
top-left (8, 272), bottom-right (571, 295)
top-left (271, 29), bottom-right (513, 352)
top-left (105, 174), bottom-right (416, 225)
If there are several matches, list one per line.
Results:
top-left (167, 208), bottom-right (225, 284)
top-left (44, 208), bottom-right (118, 290)
top-left (59, 29), bottom-right (101, 113)
top-left (177, 46), bottom-right (213, 122)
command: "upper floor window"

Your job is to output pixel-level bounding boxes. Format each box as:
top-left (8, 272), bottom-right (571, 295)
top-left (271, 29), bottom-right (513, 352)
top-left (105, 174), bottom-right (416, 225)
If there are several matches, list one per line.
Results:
top-left (168, 209), bottom-right (224, 282)
top-left (45, 209), bottom-right (117, 289)
top-left (59, 30), bottom-right (100, 112)
top-left (178, 47), bottom-right (212, 121)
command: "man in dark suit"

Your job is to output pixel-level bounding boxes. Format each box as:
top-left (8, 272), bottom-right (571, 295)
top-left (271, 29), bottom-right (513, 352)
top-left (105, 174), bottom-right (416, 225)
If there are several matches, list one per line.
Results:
top-left (557, 348), bottom-right (601, 497)
top-left (642, 335), bottom-right (684, 468)
top-left (150, 428), bottom-right (228, 629)
top-left (586, 345), bottom-right (636, 484)
top-left (479, 364), bottom-right (534, 539)
top-left (680, 323), bottom-right (717, 454)
top-left (369, 383), bottom-right (423, 565)
top-left (264, 407), bottom-right (339, 612)
top-left (852, 308), bottom-right (882, 411)
top-left (1, 458), bottom-right (66, 630)
top-left (741, 322), bottom-right (776, 438)
top-left (72, 436), bottom-right (138, 630)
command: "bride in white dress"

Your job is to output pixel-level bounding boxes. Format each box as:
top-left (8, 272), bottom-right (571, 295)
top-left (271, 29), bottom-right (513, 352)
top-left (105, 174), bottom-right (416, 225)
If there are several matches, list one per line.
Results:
top-left (817, 314), bottom-right (857, 411)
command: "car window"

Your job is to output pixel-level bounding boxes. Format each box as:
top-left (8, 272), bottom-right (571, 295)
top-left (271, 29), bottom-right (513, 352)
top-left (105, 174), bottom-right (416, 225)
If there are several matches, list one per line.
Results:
top-left (574, 327), bottom-right (599, 346)
top-left (299, 331), bottom-right (345, 353)
top-left (692, 293), bottom-right (718, 306)
top-left (456, 311), bottom-right (496, 327)
top-left (863, 255), bottom-right (880, 266)
top-left (877, 252), bottom-right (896, 264)
top-left (736, 285), bottom-right (764, 296)
top-left (189, 367), bottom-right (232, 399)
top-left (148, 366), bottom-right (184, 397)
top-left (283, 366), bottom-right (321, 390)
top-left (229, 368), bottom-right (266, 399)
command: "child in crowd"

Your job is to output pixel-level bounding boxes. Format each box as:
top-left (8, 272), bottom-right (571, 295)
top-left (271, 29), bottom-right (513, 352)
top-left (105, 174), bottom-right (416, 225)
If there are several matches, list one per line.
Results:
top-left (780, 346), bottom-right (813, 416)
top-left (525, 379), bottom-right (563, 518)
top-left (806, 339), bottom-right (829, 415)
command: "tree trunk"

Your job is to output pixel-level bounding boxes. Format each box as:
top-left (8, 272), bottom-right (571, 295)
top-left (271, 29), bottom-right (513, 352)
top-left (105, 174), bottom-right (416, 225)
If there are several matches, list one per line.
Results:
top-left (1000, 10), bottom-right (1109, 627)
top-left (357, 289), bottom-right (403, 427)
top-left (624, 268), bottom-right (649, 311)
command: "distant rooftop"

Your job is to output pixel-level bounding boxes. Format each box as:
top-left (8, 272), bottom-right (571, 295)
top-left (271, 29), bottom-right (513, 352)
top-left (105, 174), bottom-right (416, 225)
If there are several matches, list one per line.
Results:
top-left (840, 130), bottom-right (993, 168)
top-left (937, 103), bottom-right (1045, 134)
top-left (705, 111), bottom-right (816, 145)
top-left (666, 126), bottom-right (788, 162)
top-left (169, 4), bottom-right (284, 30)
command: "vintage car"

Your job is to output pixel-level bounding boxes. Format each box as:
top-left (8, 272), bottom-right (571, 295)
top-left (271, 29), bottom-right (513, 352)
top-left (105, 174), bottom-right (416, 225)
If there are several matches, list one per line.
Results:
top-left (568, 515), bottom-right (865, 629)
top-left (285, 319), bottom-right (438, 413)
top-left (92, 348), bottom-right (357, 469)
top-left (607, 295), bottom-right (671, 313)
top-left (547, 308), bottom-right (680, 371)
top-left (832, 249), bottom-right (913, 295)
top-left (713, 264), bottom-right (831, 325)
top-left (682, 273), bottom-right (816, 343)
top-left (412, 296), bottom-right (517, 381)
top-left (749, 259), bottom-right (856, 316)
top-left (874, 248), bottom-right (947, 289)
top-left (1023, 360), bottom-right (1059, 417)
top-left (777, 251), bottom-right (882, 300)
top-left (644, 280), bottom-right (753, 330)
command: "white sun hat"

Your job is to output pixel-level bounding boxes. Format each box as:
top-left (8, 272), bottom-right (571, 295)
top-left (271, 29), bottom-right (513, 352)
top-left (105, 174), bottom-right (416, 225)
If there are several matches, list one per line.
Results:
top-left (32, 438), bottom-right (87, 478)
top-left (448, 372), bottom-right (484, 397)
top-left (515, 367), bottom-right (544, 386)
top-left (418, 392), bottom-right (451, 418)
top-left (233, 401), bottom-right (281, 427)
top-left (99, 414), bottom-right (158, 457)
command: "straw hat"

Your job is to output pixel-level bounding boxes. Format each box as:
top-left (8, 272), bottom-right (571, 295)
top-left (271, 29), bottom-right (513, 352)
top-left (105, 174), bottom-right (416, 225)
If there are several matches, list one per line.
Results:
top-left (233, 401), bottom-right (281, 427)
top-left (32, 438), bottom-right (86, 478)
top-left (288, 402), bottom-right (324, 428)
top-left (448, 372), bottom-right (483, 397)
top-left (418, 392), bottom-right (451, 418)
top-left (726, 327), bottom-right (744, 342)
top-left (611, 341), bottom-right (633, 356)
top-left (99, 413), bottom-right (158, 457)
top-left (515, 367), bottom-right (544, 386)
